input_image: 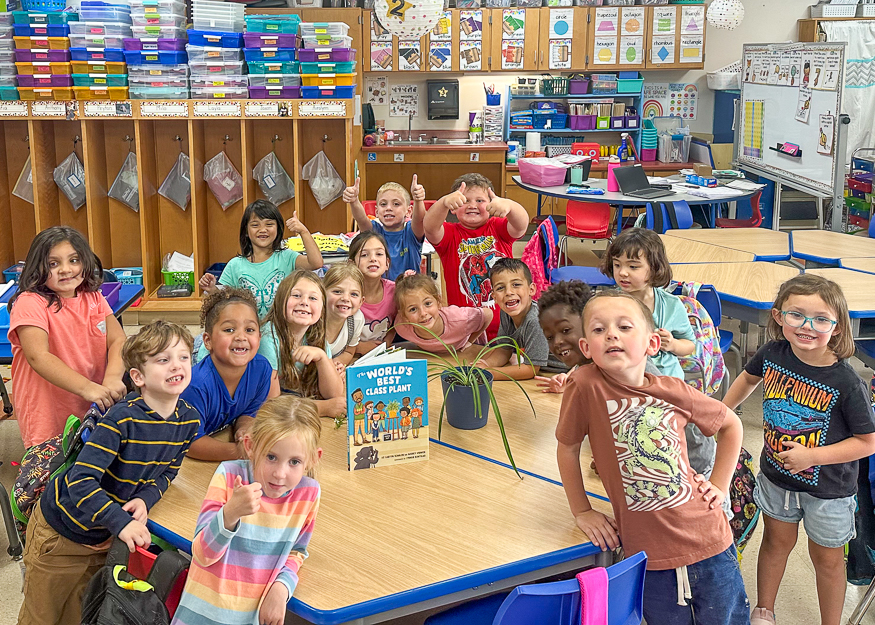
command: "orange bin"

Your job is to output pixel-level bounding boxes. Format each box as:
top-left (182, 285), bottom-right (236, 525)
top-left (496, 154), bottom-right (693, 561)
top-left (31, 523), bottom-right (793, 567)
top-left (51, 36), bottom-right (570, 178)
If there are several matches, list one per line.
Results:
top-left (73, 86), bottom-right (129, 101)
top-left (14, 36), bottom-right (70, 50)
top-left (71, 61), bottom-right (126, 75)
top-left (18, 87), bottom-right (74, 100)
top-left (15, 61), bottom-right (72, 75)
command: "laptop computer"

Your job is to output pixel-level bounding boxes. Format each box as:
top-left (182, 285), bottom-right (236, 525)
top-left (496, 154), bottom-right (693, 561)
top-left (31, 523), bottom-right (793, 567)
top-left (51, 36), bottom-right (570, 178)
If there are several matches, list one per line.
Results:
top-left (613, 164), bottom-right (675, 199)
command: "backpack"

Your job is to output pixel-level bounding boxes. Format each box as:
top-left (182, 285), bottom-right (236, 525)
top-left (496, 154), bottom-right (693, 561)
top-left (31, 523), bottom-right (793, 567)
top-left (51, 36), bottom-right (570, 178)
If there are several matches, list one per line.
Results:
top-left (81, 539), bottom-right (190, 625)
top-left (11, 406), bottom-right (100, 543)
top-left (672, 281), bottom-right (726, 397)
top-left (520, 216), bottom-right (559, 300)
top-left (729, 447), bottom-right (760, 559)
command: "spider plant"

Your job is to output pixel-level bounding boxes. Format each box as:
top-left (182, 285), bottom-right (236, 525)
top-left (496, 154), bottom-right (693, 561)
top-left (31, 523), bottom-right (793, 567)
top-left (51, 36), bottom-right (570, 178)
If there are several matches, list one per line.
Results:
top-left (395, 321), bottom-right (536, 479)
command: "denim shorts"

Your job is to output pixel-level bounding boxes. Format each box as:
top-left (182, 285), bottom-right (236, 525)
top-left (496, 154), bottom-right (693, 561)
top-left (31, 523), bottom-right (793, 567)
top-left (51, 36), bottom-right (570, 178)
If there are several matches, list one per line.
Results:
top-left (753, 472), bottom-right (856, 548)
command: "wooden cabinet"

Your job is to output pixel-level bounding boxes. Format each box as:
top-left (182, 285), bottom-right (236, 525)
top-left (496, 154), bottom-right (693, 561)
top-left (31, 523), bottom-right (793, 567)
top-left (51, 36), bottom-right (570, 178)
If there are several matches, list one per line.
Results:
top-left (584, 5), bottom-right (646, 71)
top-left (798, 17), bottom-right (875, 42)
top-left (644, 5), bottom-right (706, 69)
top-left (363, 10), bottom-right (429, 72)
top-left (537, 7), bottom-right (588, 71)
top-left (489, 8), bottom-right (540, 71)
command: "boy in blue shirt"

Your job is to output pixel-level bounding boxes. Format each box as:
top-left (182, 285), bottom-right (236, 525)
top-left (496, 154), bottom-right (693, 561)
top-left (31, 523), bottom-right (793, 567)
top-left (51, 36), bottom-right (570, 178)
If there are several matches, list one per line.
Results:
top-left (19, 320), bottom-right (200, 625)
top-left (344, 175), bottom-right (427, 280)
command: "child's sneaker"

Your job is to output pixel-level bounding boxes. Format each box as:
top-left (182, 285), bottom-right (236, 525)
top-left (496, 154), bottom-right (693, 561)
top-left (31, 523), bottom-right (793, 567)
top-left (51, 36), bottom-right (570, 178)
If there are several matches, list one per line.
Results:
top-left (751, 607), bottom-right (776, 624)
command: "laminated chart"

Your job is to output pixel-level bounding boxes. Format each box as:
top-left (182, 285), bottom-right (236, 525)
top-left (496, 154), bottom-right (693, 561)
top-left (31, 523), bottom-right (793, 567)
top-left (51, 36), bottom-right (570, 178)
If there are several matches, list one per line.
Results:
top-left (459, 10), bottom-right (482, 40)
top-left (502, 9), bottom-right (526, 40)
top-left (371, 41), bottom-right (393, 71)
top-left (743, 100), bottom-right (765, 159)
top-left (399, 41), bottom-right (421, 71)
top-left (431, 11), bottom-right (452, 40)
top-left (429, 42), bottom-right (451, 71)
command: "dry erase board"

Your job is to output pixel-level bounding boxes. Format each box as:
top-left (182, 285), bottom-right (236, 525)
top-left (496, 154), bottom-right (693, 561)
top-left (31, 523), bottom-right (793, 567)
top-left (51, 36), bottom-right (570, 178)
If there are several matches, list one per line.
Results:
top-left (736, 42), bottom-right (846, 195)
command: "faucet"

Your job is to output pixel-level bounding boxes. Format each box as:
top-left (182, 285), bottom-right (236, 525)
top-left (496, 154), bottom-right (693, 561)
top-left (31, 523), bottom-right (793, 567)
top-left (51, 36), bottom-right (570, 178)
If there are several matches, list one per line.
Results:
top-left (419, 133), bottom-right (428, 143)
top-left (408, 112), bottom-right (414, 141)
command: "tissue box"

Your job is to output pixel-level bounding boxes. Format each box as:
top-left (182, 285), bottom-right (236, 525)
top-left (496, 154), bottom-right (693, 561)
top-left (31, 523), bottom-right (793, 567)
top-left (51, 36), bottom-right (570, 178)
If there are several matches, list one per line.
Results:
top-left (518, 158), bottom-right (567, 187)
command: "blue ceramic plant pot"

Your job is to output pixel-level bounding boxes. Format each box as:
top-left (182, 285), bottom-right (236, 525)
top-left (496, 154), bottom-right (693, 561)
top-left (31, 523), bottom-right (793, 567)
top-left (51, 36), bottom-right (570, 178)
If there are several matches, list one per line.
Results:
top-left (440, 368), bottom-right (494, 431)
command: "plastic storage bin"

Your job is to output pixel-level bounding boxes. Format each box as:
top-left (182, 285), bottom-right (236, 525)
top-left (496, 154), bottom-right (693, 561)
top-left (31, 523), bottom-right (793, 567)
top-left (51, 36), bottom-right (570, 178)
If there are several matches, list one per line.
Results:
top-left (242, 32), bottom-right (297, 49)
top-left (131, 13), bottom-right (185, 28)
top-left (188, 59), bottom-right (243, 75)
top-left (14, 36), bottom-right (70, 49)
top-left (301, 34), bottom-right (351, 49)
top-left (17, 60), bottom-right (70, 73)
top-left (190, 85), bottom-right (247, 99)
top-left (130, 0), bottom-right (186, 13)
top-left (101, 281), bottom-right (121, 308)
top-left (247, 60), bottom-right (298, 74)
top-left (129, 74), bottom-right (187, 87)
top-left (518, 157), bottom-right (567, 186)
top-left (192, 17), bottom-right (243, 33)
top-left (243, 47), bottom-right (295, 63)
top-left (13, 10), bottom-right (78, 24)
top-left (185, 45), bottom-right (242, 63)
top-left (124, 50), bottom-right (186, 64)
top-left (17, 73), bottom-right (73, 86)
top-left (72, 73), bottom-right (127, 86)
top-left (0, 62), bottom-right (14, 76)
top-left (131, 25), bottom-right (185, 39)
top-left (18, 86), bottom-right (74, 99)
top-left (248, 85), bottom-right (299, 99)
top-left (296, 47), bottom-right (355, 62)
top-left (71, 59), bottom-right (126, 74)
top-left (617, 77), bottom-right (644, 93)
top-left (112, 267), bottom-right (143, 285)
top-left (128, 62), bottom-right (188, 77)
top-left (69, 33), bottom-right (126, 49)
top-left (299, 22), bottom-right (349, 38)
top-left (79, 8), bottom-right (133, 24)
top-left (187, 30), bottom-right (242, 48)
top-left (123, 37), bottom-right (185, 51)
top-left (70, 21), bottom-right (132, 36)
top-left (190, 74), bottom-right (247, 88)
top-left (0, 75), bottom-right (14, 87)
top-left (247, 73), bottom-right (300, 87)
top-left (161, 269), bottom-right (194, 288)
top-left (73, 85), bottom-right (128, 99)
top-left (244, 14), bottom-right (300, 34)
top-left (301, 73), bottom-right (354, 86)
top-left (0, 48), bottom-right (13, 63)
top-left (16, 49), bottom-right (71, 63)
top-left (299, 61), bottom-right (355, 74)
top-left (71, 48), bottom-right (126, 62)
top-left (129, 85), bottom-right (188, 98)
top-left (0, 85), bottom-right (19, 99)
top-left (3, 262), bottom-right (25, 283)
top-left (13, 23), bottom-right (70, 37)
top-left (301, 84), bottom-right (354, 98)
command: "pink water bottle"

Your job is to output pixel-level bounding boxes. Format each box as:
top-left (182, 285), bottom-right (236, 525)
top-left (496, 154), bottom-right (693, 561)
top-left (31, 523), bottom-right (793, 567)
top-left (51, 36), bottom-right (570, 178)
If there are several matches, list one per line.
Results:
top-left (607, 156), bottom-right (621, 192)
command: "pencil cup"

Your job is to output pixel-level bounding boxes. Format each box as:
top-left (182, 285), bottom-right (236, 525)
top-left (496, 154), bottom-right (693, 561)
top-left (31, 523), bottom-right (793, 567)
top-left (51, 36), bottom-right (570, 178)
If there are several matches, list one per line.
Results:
top-left (486, 93), bottom-right (500, 106)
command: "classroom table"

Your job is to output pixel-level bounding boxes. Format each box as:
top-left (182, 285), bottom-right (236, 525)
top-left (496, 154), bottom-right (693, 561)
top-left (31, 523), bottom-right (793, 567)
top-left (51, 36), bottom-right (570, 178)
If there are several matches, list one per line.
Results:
top-left (790, 230), bottom-right (875, 266)
top-left (804, 268), bottom-right (875, 334)
top-left (659, 235), bottom-right (755, 264)
top-left (839, 257), bottom-right (875, 273)
top-left (148, 391), bottom-right (613, 625)
top-left (0, 283), bottom-right (145, 320)
top-left (512, 176), bottom-right (759, 234)
top-left (663, 228), bottom-right (791, 262)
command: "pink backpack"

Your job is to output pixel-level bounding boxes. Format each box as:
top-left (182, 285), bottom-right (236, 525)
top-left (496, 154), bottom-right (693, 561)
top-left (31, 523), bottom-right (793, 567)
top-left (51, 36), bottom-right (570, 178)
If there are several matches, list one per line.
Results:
top-left (520, 216), bottom-right (559, 300)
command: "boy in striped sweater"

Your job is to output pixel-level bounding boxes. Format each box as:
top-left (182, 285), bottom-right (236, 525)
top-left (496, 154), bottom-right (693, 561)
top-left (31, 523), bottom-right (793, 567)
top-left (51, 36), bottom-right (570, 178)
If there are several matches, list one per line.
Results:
top-left (18, 320), bottom-right (199, 625)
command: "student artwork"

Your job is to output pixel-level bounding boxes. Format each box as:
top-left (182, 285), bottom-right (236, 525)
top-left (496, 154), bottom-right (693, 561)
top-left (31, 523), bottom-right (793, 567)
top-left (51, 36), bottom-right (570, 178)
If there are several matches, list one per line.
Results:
top-left (370, 41), bottom-right (393, 71)
top-left (789, 51), bottom-right (803, 87)
top-left (459, 10), bottom-right (482, 41)
top-left (743, 100), bottom-right (764, 159)
top-left (652, 7), bottom-right (676, 35)
top-left (374, 0), bottom-right (442, 39)
top-left (346, 349), bottom-right (429, 471)
top-left (795, 86), bottom-right (812, 123)
top-left (593, 37), bottom-right (618, 65)
top-left (651, 35), bottom-right (675, 64)
top-left (501, 9), bottom-right (526, 40)
top-left (501, 40), bottom-right (524, 69)
top-left (818, 114), bottom-right (835, 155)
top-left (430, 10), bottom-right (452, 40)
top-left (549, 40), bottom-right (571, 69)
top-left (460, 41), bottom-right (481, 70)
top-left (398, 40), bottom-right (422, 71)
top-left (428, 41), bottom-right (451, 70)
top-left (549, 8), bottom-right (573, 39)
top-left (679, 35), bottom-right (703, 64)
top-left (371, 12), bottom-right (392, 41)
top-left (594, 7), bottom-right (619, 36)
top-left (681, 5), bottom-right (704, 34)
top-left (620, 36), bottom-right (643, 65)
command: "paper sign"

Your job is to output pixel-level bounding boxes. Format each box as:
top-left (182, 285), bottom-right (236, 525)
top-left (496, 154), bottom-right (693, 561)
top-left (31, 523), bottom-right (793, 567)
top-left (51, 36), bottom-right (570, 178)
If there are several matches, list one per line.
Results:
top-left (811, 59), bottom-right (827, 90)
top-left (822, 50), bottom-right (841, 90)
top-left (593, 37), bottom-right (617, 65)
top-left (431, 10), bottom-right (452, 40)
top-left (651, 35), bottom-right (675, 64)
top-left (366, 75), bottom-right (387, 105)
top-left (31, 101), bottom-right (66, 117)
top-left (549, 8), bottom-right (573, 39)
top-left (653, 7), bottom-right (676, 34)
top-left (795, 86), bottom-right (812, 123)
top-left (777, 53), bottom-right (790, 86)
top-left (818, 114), bottom-right (835, 155)
top-left (193, 101), bottom-right (241, 117)
top-left (460, 10), bottom-right (482, 41)
top-left (594, 7), bottom-right (618, 34)
top-left (370, 41), bottom-right (393, 71)
top-left (140, 100), bottom-right (188, 117)
top-left (83, 101), bottom-right (132, 117)
top-left (398, 40), bottom-right (421, 71)
top-left (768, 56), bottom-right (780, 84)
top-left (501, 9), bottom-right (525, 40)
top-left (389, 84), bottom-right (417, 117)
top-left (621, 7), bottom-right (644, 35)
top-left (0, 101), bottom-right (29, 116)
top-left (788, 50), bottom-right (803, 87)
top-left (244, 101), bottom-right (281, 117)
top-left (682, 5), bottom-right (704, 34)
top-left (679, 35), bottom-right (703, 63)
top-left (429, 41), bottom-right (451, 71)
top-left (501, 40), bottom-right (524, 69)
top-left (642, 82), bottom-right (697, 120)
top-left (298, 101), bottom-right (346, 117)
top-left (620, 36), bottom-right (643, 65)
top-left (549, 39), bottom-right (571, 69)
top-left (460, 40), bottom-right (482, 70)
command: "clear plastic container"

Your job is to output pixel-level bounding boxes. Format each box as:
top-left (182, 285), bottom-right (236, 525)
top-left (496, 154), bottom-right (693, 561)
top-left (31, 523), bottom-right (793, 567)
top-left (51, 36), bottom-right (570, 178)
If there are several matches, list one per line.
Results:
top-left (242, 32), bottom-right (297, 49)
top-left (130, 0), bottom-right (186, 13)
top-left (298, 22), bottom-right (350, 38)
top-left (190, 85), bottom-right (247, 99)
top-left (70, 22), bottom-right (133, 37)
top-left (188, 59), bottom-right (244, 75)
top-left (128, 74), bottom-right (187, 87)
top-left (123, 37), bottom-right (186, 51)
top-left (0, 48), bottom-right (13, 63)
top-left (0, 40), bottom-right (13, 52)
top-left (192, 1), bottom-right (244, 19)
top-left (79, 8), bottom-right (133, 24)
top-left (16, 49), bottom-right (71, 63)
top-left (190, 74), bottom-right (247, 88)
top-left (247, 60), bottom-right (298, 74)
top-left (131, 14), bottom-right (186, 29)
top-left (185, 45), bottom-right (242, 63)
top-left (191, 17), bottom-right (243, 33)
top-left (71, 60), bottom-right (127, 74)
top-left (296, 47), bottom-right (356, 62)
top-left (16, 61), bottom-right (72, 74)
top-left (129, 85), bottom-right (189, 99)
top-left (249, 85), bottom-right (300, 99)
top-left (72, 73), bottom-right (128, 86)
top-left (301, 34), bottom-right (352, 49)
top-left (14, 36), bottom-right (70, 50)
top-left (0, 75), bottom-right (16, 87)
top-left (17, 74), bottom-right (74, 87)
top-left (127, 63), bottom-right (188, 78)
top-left (243, 47), bottom-right (296, 63)
top-left (18, 86), bottom-right (74, 100)
top-left (70, 33), bottom-right (127, 49)
top-left (0, 25), bottom-right (13, 41)
top-left (73, 85), bottom-right (129, 100)
top-left (187, 30), bottom-right (242, 48)
top-left (0, 62), bottom-right (15, 76)
top-left (71, 48), bottom-right (126, 62)
top-left (131, 25), bottom-right (185, 39)
top-left (0, 12), bottom-right (12, 26)
top-left (247, 73), bottom-right (300, 87)
top-left (301, 73), bottom-right (355, 87)
top-left (244, 14), bottom-right (300, 34)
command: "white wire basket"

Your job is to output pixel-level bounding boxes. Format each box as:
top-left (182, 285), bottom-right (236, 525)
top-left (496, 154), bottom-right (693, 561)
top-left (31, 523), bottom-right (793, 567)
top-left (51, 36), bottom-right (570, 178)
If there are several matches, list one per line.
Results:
top-left (707, 61), bottom-right (742, 91)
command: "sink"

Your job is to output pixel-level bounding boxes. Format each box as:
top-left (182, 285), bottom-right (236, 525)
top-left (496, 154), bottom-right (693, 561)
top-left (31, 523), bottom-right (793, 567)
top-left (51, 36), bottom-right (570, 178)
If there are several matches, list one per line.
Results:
top-left (386, 140), bottom-right (429, 146)
top-left (433, 138), bottom-right (474, 145)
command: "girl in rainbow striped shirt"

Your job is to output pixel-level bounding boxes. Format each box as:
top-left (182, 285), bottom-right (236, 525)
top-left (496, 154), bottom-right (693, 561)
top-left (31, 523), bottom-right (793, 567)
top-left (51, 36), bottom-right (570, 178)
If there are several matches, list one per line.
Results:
top-left (172, 396), bottom-right (322, 625)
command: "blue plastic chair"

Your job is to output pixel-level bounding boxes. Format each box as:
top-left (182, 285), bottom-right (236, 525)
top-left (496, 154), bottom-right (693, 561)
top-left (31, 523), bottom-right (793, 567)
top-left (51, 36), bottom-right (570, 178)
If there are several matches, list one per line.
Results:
top-left (644, 200), bottom-right (694, 234)
top-left (856, 339), bottom-right (875, 370)
top-left (552, 265), bottom-right (616, 288)
top-left (491, 551), bottom-right (648, 625)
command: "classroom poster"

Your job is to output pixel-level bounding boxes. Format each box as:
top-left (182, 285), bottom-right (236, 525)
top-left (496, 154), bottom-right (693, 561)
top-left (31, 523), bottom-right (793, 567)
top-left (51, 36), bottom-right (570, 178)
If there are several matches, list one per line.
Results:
top-left (621, 7), bottom-right (644, 35)
top-left (365, 75), bottom-right (387, 105)
top-left (743, 100), bottom-right (765, 159)
top-left (818, 114), bottom-right (835, 155)
top-left (593, 37), bottom-right (617, 65)
top-left (680, 35), bottom-right (703, 64)
top-left (502, 9), bottom-right (526, 40)
top-left (795, 86), bottom-right (812, 123)
top-left (652, 7), bottom-right (676, 35)
top-left (642, 82), bottom-right (697, 120)
top-left (594, 7), bottom-right (619, 35)
top-left (398, 40), bottom-right (421, 71)
top-left (652, 35), bottom-right (674, 64)
top-left (681, 5), bottom-right (704, 34)
top-left (549, 8), bottom-right (573, 38)
top-left (370, 41), bottom-right (393, 71)
top-left (389, 84), bottom-right (418, 117)
top-left (429, 41), bottom-right (451, 70)
top-left (459, 9), bottom-right (482, 41)
top-left (371, 12), bottom-right (392, 41)
top-left (501, 40), bottom-right (524, 69)
top-left (431, 11), bottom-right (452, 40)
top-left (549, 39), bottom-right (571, 69)
top-left (777, 53), bottom-right (791, 86)
top-left (768, 56), bottom-right (780, 85)
top-left (460, 41), bottom-right (482, 70)
top-left (789, 51), bottom-right (803, 87)
top-left (620, 36), bottom-right (643, 65)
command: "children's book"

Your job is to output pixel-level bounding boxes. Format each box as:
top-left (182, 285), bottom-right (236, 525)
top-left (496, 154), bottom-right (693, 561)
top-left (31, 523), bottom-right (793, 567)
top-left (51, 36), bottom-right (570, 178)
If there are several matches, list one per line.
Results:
top-left (346, 345), bottom-right (429, 471)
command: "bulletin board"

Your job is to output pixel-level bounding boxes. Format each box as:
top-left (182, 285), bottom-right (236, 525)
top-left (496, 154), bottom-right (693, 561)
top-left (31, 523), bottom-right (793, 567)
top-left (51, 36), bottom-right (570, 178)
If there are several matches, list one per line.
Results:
top-left (736, 42), bottom-right (846, 196)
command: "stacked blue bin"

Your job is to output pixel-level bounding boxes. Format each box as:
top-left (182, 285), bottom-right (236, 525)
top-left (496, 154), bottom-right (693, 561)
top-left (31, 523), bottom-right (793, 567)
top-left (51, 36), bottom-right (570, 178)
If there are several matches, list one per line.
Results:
top-left (124, 0), bottom-right (188, 99)
top-left (244, 14), bottom-right (300, 100)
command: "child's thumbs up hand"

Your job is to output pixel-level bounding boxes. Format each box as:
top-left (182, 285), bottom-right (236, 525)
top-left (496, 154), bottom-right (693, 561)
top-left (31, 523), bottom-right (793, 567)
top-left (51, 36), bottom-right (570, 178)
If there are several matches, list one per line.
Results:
top-left (410, 174), bottom-right (425, 202)
top-left (225, 475), bottom-right (263, 528)
top-left (486, 187), bottom-right (510, 218)
top-left (285, 210), bottom-right (307, 235)
top-left (445, 182), bottom-right (467, 213)
top-left (343, 177), bottom-right (361, 204)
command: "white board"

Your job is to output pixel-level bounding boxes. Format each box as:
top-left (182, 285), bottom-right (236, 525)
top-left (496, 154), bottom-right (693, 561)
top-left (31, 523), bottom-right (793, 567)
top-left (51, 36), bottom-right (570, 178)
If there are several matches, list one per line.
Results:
top-left (736, 43), bottom-right (845, 195)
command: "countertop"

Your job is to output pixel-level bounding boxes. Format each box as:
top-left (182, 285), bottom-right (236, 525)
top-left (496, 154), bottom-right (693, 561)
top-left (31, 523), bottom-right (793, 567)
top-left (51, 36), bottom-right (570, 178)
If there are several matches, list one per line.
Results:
top-left (506, 161), bottom-right (695, 172)
top-left (366, 141), bottom-right (508, 152)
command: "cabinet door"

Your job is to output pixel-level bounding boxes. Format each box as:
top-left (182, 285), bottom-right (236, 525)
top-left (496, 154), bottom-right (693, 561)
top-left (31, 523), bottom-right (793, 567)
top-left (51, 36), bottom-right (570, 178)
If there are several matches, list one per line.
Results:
top-left (586, 5), bottom-right (645, 70)
top-left (426, 9), bottom-right (457, 72)
top-left (490, 8), bottom-right (540, 71)
top-left (538, 7), bottom-right (586, 71)
top-left (457, 8), bottom-right (489, 72)
top-left (644, 5), bottom-right (706, 69)
top-left (363, 10), bottom-right (396, 72)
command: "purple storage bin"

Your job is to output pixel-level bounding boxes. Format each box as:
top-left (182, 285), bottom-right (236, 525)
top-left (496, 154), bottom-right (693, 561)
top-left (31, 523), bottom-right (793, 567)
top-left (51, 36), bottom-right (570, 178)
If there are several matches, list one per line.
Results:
top-left (101, 282), bottom-right (121, 308)
top-left (248, 85), bottom-right (300, 99)
top-left (624, 115), bottom-right (640, 129)
top-left (15, 49), bottom-right (71, 62)
top-left (243, 32), bottom-right (298, 49)
top-left (296, 47), bottom-right (355, 63)
top-left (123, 37), bottom-right (186, 51)
top-left (581, 115), bottom-right (596, 130)
top-left (610, 116), bottom-right (625, 129)
top-left (17, 73), bottom-right (73, 87)
top-left (569, 79), bottom-right (589, 95)
top-left (568, 115), bottom-right (581, 130)
top-left (641, 148), bottom-right (657, 162)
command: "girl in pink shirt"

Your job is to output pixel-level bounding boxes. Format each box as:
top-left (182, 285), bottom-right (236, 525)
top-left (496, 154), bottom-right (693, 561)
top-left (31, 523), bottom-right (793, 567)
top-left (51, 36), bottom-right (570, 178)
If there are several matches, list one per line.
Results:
top-left (393, 273), bottom-right (492, 356)
top-left (349, 232), bottom-right (397, 351)
top-left (8, 226), bottom-right (127, 449)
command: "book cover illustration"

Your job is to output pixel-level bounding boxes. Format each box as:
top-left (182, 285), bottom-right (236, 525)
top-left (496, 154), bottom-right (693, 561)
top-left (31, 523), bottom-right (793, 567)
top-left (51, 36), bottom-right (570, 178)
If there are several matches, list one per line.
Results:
top-left (347, 351), bottom-right (429, 471)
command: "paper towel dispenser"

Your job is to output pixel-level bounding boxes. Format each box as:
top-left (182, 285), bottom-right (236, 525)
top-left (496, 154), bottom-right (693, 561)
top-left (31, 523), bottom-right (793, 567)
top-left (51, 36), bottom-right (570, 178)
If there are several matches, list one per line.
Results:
top-left (427, 80), bottom-right (459, 120)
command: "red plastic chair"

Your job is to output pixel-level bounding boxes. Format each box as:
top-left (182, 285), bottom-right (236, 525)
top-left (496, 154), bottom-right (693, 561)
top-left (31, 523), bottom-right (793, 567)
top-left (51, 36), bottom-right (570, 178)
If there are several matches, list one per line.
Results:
top-left (565, 201), bottom-right (613, 239)
top-left (715, 190), bottom-right (763, 228)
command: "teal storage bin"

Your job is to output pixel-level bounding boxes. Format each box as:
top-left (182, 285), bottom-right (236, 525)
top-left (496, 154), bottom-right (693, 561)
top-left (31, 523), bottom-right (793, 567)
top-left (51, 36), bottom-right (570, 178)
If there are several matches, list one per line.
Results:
top-left (0, 86), bottom-right (19, 100)
top-left (244, 14), bottom-right (300, 34)
top-left (617, 78), bottom-right (644, 93)
top-left (72, 73), bottom-right (128, 86)
top-left (299, 61), bottom-right (355, 74)
top-left (247, 60), bottom-right (298, 74)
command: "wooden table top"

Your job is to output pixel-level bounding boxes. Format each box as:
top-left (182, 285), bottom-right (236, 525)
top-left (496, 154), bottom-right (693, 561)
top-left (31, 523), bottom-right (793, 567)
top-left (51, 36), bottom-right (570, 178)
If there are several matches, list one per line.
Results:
top-left (804, 268), bottom-right (875, 317)
top-left (791, 230), bottom-right (875, 263)
top-left (149, 382), bottom-right (611, 615)
top-left (671, 262), bottom-right (800, 309)
top-left (839, 258), bottom-right (875, 274)
top-left (659, 234), bottom-right (755, 264)
top-left (663, 228), bottom-right (790, 260)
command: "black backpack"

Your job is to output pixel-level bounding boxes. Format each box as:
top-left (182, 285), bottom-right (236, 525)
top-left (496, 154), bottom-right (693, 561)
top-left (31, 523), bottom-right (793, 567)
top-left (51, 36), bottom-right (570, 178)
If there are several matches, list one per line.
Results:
top-left (81, 539), bottom-right (189, 625)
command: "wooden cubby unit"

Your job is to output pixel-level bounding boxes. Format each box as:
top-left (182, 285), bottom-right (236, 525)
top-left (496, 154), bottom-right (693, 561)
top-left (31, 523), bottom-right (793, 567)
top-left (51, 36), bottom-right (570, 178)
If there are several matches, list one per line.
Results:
top-left (0, 120), bottom-right (37, 269)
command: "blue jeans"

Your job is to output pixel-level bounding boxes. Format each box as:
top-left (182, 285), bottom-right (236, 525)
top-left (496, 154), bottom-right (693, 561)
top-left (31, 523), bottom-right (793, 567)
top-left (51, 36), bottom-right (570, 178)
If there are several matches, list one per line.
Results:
top-left (642, 545), bottom-right (750, 625)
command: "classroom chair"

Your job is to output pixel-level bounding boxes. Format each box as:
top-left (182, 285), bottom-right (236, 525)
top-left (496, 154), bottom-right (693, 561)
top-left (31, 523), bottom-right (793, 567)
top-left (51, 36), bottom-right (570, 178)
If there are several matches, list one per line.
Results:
top-left (553, 202), bottom-right (616, 288)
top-left (643, 201), bottom-right (694, 234)
top-left (715, 191), bottom-right (763, 228)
